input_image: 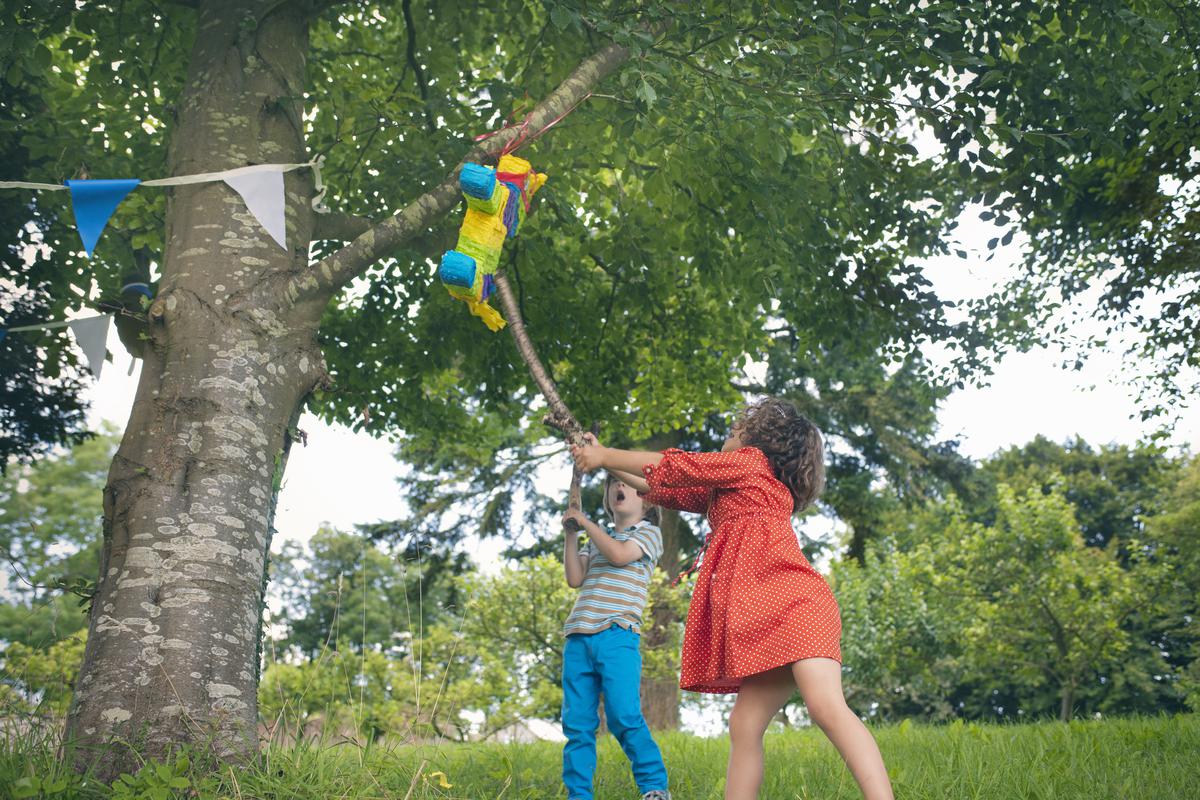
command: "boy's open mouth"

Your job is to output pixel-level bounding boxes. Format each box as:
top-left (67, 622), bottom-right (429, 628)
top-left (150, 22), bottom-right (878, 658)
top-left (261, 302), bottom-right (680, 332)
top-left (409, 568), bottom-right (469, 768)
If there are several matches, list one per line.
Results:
top-left (616, 489), bottom-right (627, 503)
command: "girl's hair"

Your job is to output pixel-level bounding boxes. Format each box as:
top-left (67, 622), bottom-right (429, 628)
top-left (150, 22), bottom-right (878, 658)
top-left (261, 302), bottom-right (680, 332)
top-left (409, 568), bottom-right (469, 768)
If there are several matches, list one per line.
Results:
top-left (603, 473), bottom-right (662, 526)
top-left (734, 397), bottom-right (826, 511)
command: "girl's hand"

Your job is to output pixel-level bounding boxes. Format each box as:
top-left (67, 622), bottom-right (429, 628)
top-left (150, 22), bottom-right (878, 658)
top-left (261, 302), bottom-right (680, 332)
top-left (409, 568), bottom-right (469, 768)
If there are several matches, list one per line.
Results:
top-left (562, 508), bottom-right (589, 531)
top-left (571, 441), bottom-right (606, 473)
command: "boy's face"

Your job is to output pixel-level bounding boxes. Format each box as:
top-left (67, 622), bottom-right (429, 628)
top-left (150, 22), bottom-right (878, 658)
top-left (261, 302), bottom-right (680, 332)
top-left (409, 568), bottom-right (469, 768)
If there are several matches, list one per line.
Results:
top-left (607, 479), bottom-right (644, 518)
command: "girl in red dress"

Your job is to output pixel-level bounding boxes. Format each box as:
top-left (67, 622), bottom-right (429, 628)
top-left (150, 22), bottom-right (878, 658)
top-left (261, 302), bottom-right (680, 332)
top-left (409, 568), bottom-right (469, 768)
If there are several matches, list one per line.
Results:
top-left (571, 398), bottom-right (893, 800)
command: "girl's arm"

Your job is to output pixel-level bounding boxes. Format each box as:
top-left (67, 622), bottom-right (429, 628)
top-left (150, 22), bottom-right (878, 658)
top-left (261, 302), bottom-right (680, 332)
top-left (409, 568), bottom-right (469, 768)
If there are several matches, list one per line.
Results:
top-left (563, 519), bottom-right (589, 588)
top-left (563, 509), bottom-right (644, 567)
top-left (572, 444), bottom-right (663, 477)
top-left (575, 435), bottom-right (651, 492)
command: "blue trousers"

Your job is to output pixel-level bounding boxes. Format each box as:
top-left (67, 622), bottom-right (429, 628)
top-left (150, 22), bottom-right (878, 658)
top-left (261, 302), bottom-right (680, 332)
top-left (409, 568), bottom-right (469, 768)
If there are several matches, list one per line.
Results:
top-left (561, 625), bottom-right (669, 800)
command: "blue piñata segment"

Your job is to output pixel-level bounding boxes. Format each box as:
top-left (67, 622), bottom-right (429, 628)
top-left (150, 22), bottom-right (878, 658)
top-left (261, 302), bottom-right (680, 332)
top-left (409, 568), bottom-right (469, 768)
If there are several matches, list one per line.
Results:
top-left (439, 250), bottom-right (476, 288)
top-left (460, 163), bottom-right (497, 200)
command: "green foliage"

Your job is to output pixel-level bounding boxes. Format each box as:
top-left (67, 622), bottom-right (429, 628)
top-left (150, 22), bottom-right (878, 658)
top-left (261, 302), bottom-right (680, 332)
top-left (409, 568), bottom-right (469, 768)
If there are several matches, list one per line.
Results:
top-left (269, 526), bottom-right (460, 657)
top-left (261, 552), bottom-right (690, 742)
top-left (455, 555), bottom-right (575, 726)
top-left (943, 1), bottom-right (1200, 416)
top-left (1, 629), bottom-right (86, 716)
top-left (255, 627), bottom-right (487, 743)
top-left (1144, 456), bottom-right (1200, 710)
top-left (0, 424), bottom-right (115, 599)
top-left (0, 425), bottom-right (116, 649)
top-left (109, 755), bottom-right (191, 800)
top-left (11, 774), bottom-right (75, 799)
top-left (977, 435), bottom-right (1182, 549)
top-left (938, 486), bottom-right (1160, 719)
top-left (262, 554), bottom-right (572, 741)
top-left (4, 0), bottom-right (1193, 559)
top-left (1, 3), bottom-right (190, 443)
top-left (837, 442), bottom-right (1194, 722)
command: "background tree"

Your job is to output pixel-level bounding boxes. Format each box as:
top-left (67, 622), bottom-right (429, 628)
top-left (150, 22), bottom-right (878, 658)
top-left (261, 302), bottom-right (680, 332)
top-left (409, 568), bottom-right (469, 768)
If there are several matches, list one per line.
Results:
top-left (0, 426), bottom-right (118, 648)
top-left (836, 443), bottom-right (1194, 722)
top-left (977, 436), bottom-right (1182, 549)
top-left (269, 526), bottom-right (460, 658)
top-left (1143, 456), bottom-right (1200, 711)
top-left (935, 486), bottom-right (1161, 722)
top-left (1, 632), bottom-right (87, 720)
top-left (936, 0), bottom-right (1200, 416)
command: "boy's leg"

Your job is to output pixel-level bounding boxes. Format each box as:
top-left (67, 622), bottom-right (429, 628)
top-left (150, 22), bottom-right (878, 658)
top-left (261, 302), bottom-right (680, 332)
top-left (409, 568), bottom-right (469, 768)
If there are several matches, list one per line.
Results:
top-left (562, 634), bottom-right (602, 800)
top-left (594, 625), bottom-right (669, 795)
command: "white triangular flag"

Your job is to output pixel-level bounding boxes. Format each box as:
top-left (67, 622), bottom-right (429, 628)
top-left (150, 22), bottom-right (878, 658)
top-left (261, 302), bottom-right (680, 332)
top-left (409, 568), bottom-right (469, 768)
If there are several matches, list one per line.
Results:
top-left (68, 315), bottom-right (111, 378)
top-left (224, 168), bottom-right (287, 250)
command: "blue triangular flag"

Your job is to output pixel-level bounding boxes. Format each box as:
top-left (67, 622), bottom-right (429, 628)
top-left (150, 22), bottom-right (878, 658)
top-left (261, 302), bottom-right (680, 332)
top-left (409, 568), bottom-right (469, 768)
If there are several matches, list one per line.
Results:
top-left (65, 178), bottom-right (141, 257)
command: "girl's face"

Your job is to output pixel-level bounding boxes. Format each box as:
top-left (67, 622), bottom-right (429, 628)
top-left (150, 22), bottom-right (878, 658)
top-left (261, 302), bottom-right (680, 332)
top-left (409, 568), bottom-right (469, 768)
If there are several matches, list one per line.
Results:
top-left (607, 479), bottom-right (644, 518)
top-left (721, 420), bottom-right (746, 452)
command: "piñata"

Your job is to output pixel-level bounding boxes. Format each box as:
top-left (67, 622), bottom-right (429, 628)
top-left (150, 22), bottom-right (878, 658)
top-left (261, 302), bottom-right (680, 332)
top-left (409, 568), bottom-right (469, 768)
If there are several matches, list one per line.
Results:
top-left (437, 154), bottom-right (547, 331)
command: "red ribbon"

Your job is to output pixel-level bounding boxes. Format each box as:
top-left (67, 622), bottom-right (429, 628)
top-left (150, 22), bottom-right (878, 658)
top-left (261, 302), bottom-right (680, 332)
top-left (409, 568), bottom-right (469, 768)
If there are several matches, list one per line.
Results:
top-left (472, 92), bottom-right (593, 158)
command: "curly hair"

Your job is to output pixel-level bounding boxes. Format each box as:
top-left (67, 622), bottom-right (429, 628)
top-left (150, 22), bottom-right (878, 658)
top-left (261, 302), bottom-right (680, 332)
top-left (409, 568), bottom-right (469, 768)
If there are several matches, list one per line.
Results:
top-left (734, 397), bottom-right (826, 512)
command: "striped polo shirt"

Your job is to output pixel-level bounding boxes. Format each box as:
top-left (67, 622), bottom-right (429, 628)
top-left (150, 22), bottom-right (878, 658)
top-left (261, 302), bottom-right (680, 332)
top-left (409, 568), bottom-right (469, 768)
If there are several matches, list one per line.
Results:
top-left (563, 520), bottom-right (663, 636)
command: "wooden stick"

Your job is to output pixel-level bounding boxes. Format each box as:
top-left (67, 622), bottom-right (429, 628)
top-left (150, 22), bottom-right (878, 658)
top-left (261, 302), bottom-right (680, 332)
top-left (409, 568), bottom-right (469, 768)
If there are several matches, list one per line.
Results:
top-left (492, 270), bottom-right (587, 530)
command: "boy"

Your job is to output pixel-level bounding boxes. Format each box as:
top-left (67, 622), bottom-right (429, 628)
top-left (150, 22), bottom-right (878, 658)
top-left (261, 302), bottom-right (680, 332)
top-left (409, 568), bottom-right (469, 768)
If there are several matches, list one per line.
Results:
top-left (561, 475), bottom-right (671, 800)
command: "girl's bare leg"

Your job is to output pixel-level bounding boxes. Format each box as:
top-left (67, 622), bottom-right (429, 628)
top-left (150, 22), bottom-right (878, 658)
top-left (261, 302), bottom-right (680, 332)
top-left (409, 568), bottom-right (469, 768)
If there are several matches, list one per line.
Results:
top-left (791, 657), bottom-right (894, 800)
top-left (724, 667), bottom-right (795, 800)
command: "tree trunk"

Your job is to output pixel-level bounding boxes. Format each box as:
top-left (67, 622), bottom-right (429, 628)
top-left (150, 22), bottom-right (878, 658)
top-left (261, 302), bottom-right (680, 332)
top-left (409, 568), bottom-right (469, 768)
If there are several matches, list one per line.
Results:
top-left (640, 429), bottom-right (687, 730)
top-left (641, 509), bottom-right (682, 730)
top-left (1060, 679), bottom-right (1076, 722)
top-left (65, 1), bottom-right (323, 779)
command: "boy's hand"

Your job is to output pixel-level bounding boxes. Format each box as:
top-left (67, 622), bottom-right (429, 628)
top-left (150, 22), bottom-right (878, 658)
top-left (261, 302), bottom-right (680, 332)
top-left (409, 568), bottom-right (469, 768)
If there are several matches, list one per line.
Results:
top-left (562, 508), bottom-right (589, 531)
top-left (571, 440), bottom-right (605, 473)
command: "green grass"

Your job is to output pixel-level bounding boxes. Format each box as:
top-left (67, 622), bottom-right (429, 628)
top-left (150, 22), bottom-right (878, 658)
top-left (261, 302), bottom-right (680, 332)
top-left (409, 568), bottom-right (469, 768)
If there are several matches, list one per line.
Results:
top-left (3, 715), bottom-right (1197, 799)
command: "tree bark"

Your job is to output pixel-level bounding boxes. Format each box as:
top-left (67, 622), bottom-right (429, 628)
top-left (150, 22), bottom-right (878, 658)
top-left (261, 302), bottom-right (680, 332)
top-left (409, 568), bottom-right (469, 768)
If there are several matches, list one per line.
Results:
top-left (641, 510), bottom-right (681, 730)
top-left (65, 2), bottom-right (638, 780)
top-left (65, 1), bottom-right (324, 779)
top-left (640, 432), bottom-right (685, 730)
top-left (1060, 678), bottom-right (1076, 722)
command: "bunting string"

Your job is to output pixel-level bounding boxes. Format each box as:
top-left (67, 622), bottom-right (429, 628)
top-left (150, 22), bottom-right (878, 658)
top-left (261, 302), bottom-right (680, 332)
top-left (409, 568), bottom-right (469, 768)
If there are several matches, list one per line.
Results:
top-left (0, 314), bottom-right (113, 377)
top-left (0, 158), bottom-right (325, 196)
top-left (0, 158), bottom-right (329, 257)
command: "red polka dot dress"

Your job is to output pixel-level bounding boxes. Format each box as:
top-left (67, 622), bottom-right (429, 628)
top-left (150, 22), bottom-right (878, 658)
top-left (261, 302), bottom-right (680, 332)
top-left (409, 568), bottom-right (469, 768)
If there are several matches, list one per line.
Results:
top-left (642, 447), bottom-right (841, 693)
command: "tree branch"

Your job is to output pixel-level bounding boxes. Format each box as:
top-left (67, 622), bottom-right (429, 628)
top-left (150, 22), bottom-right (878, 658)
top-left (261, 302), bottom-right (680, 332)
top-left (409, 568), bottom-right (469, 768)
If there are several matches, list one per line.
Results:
top-left (401, 0), bottom-right (435, 134)
top-left (283, 37), bottom-right (634, 307)
top-left (312, 211), bottom-right (374, 242)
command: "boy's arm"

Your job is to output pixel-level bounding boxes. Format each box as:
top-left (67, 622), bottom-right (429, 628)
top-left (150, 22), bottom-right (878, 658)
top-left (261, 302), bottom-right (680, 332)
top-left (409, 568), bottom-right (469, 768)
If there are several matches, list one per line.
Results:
top-left (563, 509), bottom-right (644, 567)
top-left (606, 467), bottom-right (650, 494)
top-left (563, 525), bottom-right (589, 588)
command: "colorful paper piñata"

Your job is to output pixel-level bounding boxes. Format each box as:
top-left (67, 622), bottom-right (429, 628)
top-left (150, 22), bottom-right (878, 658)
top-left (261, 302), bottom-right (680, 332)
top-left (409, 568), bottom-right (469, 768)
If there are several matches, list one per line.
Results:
top-left (438, 154), bottom-right (547, 331)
